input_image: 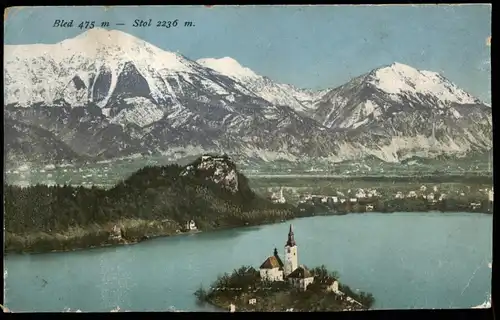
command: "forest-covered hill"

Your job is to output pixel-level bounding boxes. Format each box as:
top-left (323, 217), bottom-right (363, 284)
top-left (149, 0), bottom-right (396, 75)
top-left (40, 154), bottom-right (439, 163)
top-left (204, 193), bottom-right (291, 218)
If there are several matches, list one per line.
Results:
top-left (4, 155), bottom-right (295, 253)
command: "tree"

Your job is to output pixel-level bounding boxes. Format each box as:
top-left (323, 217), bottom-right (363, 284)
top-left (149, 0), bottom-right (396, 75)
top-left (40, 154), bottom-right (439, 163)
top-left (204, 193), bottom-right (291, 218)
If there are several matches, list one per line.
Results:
top-left (311, 265), bottom-right (339, 280)
top-left (194, 285), bottom-right (207, 302)
top-left (4, 162), bottom-right (297, 253)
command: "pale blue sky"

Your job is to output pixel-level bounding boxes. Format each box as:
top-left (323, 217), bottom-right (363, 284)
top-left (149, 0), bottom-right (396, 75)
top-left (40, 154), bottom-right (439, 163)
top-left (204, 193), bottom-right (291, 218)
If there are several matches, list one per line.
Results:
top-left (4, 5), bottom-right (491, 102)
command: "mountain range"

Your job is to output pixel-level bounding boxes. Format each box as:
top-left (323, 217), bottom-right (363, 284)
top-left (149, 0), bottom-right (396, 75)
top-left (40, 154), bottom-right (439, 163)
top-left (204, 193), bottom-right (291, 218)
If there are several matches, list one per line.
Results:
top-left (3, 28), bottom-right (492, 168)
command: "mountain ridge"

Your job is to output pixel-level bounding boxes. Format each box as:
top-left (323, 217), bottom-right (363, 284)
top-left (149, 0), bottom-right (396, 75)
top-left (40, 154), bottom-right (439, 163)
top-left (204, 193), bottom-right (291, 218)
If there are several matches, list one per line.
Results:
top-left (3, 29), bottom-right (492, 166)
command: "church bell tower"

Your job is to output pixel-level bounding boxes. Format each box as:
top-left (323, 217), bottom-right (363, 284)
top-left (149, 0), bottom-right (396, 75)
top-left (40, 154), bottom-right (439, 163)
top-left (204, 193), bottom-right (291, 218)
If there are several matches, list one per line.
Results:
top-left (283, 224), bottom-right (298, 277)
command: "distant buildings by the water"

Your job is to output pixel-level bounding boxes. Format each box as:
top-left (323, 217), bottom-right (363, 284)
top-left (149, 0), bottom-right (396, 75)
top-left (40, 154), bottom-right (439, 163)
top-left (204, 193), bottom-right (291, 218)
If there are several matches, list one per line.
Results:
top-left (268, 188), bottom-right (286, 204)
top-left (266, 185), bottom-right (494, 213)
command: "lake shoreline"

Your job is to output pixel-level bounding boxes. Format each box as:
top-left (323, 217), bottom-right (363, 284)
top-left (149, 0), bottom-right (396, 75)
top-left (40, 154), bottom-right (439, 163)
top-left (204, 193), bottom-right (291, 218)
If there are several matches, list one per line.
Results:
top-left (4, 212), bottom-right (492, 312)
top-left (5, 215), bottom-right (299, 255)
top-left (4, 229), bottom-right (203, 256)
top-left (4, 210), bottom-right (491, 256)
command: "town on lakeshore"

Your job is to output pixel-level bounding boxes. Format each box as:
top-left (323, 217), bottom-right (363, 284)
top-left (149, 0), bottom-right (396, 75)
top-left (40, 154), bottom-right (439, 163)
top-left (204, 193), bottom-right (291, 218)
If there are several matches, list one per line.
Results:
top-left (195, 224), bottom-right (373, 312)
top-left (267, 184), bottom-right (494, 214)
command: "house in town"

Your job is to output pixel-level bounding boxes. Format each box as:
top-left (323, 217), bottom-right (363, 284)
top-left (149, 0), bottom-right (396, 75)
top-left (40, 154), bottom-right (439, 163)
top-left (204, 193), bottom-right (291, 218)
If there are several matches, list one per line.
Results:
top-left (186, 220), bottom-right (197, 231)
top-left (407, 191), bottom-right (417, 198)
top-left (355, 189), bottom-right (367, 199)
top-left (470, 202), bottom-right (482, 210)
top-left (109, 225), bottom-right (123, 241)
top-left (270, 188), bottom-right (286, 204)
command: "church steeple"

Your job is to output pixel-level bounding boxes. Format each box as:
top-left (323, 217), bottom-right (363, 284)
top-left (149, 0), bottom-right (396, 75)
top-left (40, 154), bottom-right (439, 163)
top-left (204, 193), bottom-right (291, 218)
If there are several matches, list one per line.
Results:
top-left (283, 224), bottom-right (298, 277)
top-left (286, 224), bottom-right (296, 247)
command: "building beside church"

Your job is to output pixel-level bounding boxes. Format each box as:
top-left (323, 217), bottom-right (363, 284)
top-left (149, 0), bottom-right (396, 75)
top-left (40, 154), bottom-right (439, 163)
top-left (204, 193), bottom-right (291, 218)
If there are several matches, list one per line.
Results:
top-left (259, 224), bottom-right (315, 291)
top-left (287, 266), bottom-right (314, 291)
top-left (316, 276), bottom-right (340, 293)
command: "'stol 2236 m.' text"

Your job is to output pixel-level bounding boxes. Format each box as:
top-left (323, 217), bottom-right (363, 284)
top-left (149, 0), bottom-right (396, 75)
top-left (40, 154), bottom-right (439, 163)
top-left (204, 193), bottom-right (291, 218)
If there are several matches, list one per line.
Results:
top-left (52, 19), bottom-right (195, 29)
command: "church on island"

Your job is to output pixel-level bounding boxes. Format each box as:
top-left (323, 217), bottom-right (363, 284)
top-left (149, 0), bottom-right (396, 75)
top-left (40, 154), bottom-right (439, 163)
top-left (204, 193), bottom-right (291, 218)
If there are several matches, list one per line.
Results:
top-left (259, 224), bottom-right (334, 292)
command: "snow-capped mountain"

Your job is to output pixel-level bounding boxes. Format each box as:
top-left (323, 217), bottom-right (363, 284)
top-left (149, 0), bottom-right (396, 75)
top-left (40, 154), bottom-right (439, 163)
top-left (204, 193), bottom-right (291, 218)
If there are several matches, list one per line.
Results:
top-left (197, 57), bottom-right (324, 115)
top-left (4, 29), bottom-right (332, 164)
top-left (312, 62), bottom-right (492, 162)
top-left (3, 29), bottom-right (492, 166)
top-left (4, 29), bottom-right (265, 117)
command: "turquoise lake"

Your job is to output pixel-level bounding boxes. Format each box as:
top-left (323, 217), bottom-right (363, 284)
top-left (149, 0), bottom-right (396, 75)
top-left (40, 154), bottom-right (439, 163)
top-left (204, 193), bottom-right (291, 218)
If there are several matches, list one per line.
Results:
top-left (4, 212), bottom-right (492, 312)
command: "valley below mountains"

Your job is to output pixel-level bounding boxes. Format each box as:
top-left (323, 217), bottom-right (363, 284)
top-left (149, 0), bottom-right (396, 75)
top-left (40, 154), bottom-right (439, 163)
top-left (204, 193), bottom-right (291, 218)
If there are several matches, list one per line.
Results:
top-left (3, 28), bottom-right (492, 169)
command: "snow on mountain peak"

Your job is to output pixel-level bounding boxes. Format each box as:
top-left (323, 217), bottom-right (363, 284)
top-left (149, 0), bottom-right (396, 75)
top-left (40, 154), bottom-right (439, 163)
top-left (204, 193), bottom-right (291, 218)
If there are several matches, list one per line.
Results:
top-left (71, 28), bottom-right (135, 41)
top-left (5, 28), bottom-right (193, 72)
top-left (4, 29), bottom-right (200, 106)
top-left (196, 56), bottom-right (322, 114)
top-left (197, 57), bottom-right (259, 80)
top-left (389, 62), bottom-right (417, 73)
top-left (370, 62), bottom-right (479, 105)
top-left (62, 28), bottom-right (189, 68)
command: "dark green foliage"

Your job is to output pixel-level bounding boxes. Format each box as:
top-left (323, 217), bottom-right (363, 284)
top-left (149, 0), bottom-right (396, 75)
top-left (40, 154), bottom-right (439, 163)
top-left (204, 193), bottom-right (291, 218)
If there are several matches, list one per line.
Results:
top-left (201, 265), bottom-right (292, 301)
top-left (199, 264), bottom-right (374, 311)
top-left (194, 285), bottom-right (208, 302)
top-left (212, 266), bottom-right (261, 291)
top-left (4, 158), bottom-right (295, 252)
top-left (311, 265), bottom-right (339, 280)
top-left (339, 283), bottom-right (375, 309)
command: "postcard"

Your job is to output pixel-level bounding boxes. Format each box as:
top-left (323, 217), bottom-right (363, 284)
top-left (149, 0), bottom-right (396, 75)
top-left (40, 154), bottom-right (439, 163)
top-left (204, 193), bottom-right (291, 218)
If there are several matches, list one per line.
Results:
top-left (3, 5), bottom-right (492, 312)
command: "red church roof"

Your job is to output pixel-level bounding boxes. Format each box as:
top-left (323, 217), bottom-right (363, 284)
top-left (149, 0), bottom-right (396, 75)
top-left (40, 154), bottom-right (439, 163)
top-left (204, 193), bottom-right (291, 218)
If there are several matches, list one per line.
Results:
top-left (260, 256), bottom-right (282, 269)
